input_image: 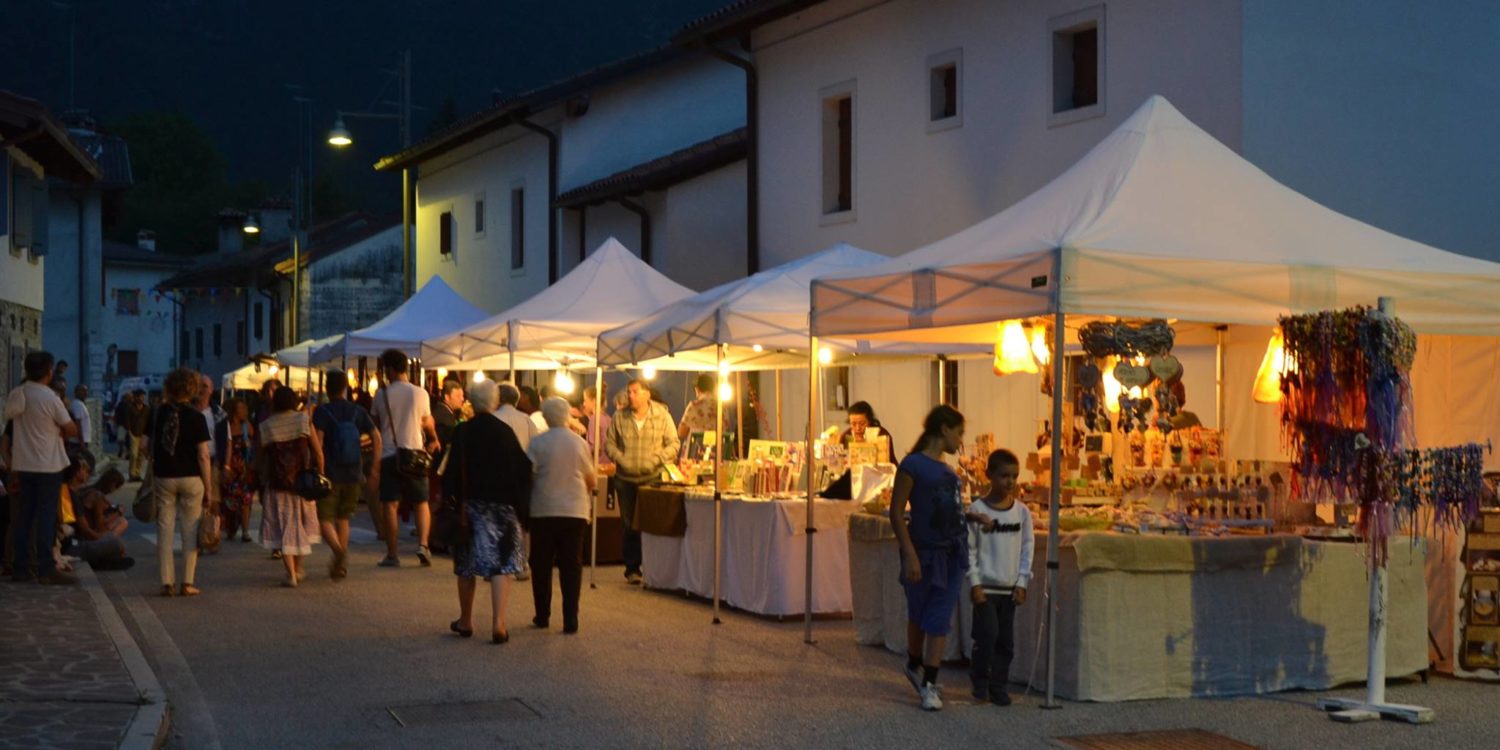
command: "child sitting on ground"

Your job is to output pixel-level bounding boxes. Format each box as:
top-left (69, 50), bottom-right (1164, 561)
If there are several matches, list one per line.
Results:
top-left (965, 449), bottom-right (1034, 706)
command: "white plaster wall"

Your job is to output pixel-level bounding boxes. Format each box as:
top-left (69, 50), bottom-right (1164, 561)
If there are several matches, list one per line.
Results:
top-left (753, 0), bottom-right (1243, 266)
top-left (651, 162), bottom-right (747, 292)
top-left (101, 265), bottom-right (180, 377)
top-left (416, 124), bottom-right (554, 315)
top-left (1242, 0), bottom-right (1500, 261)
top-left (558, 57), bottom-right (746, 190)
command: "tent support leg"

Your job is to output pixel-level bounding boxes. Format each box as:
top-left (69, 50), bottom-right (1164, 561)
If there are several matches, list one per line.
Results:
top-left (774, 369), bottom-right (783, 441)
top-left (1043, 310), bottom-right (1065, 710)
top-left (590, 367), bottom-right (603, 590)
top-left (713, 344), bottom-right (725, 625)
top-left (804, 336), bottom-right (819, 644)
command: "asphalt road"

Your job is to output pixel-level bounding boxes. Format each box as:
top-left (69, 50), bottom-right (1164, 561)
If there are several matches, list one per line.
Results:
top-left (95, 495), bottom-right (1498, 750)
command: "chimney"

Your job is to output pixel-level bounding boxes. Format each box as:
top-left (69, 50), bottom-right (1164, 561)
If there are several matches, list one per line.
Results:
top-left (216, 210), bottom-right (246, 254)
top-left (136, 229), bottom-right (156, 251)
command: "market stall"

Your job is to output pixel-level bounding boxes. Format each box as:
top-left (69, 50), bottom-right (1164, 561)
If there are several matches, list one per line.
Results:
top-left (597, 244), bottom-right (982, 623)
top-left (809, 95), bottom-right (1500, 705)
top-left (221, 361), bottom-right (314, 392)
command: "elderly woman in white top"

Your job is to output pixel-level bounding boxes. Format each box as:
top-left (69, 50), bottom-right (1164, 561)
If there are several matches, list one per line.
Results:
top-left (526, 397), bottom-right (596, 634)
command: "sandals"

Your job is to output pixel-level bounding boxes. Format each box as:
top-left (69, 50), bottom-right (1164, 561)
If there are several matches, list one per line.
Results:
top-left (180, 584), bottom-right (201, 597)
top-left (450, 620), bottom-right (474, 638)
top-left (491, 630), bottom-right (510, 645)
top-left (160, 584), bottom-right (175, 597)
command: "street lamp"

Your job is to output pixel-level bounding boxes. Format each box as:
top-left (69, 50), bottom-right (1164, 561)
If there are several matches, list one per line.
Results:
top-left (242, 215), bottom-right (260, 234)
top-left (327, 49), bottom-right (414, 298)
top-left (327, 117), bottom-right (353, 147)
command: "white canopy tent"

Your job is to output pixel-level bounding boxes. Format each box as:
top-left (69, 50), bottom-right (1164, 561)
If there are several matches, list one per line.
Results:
top-left (273, 335), bottom-right (343, 368)
top-left (312, 275), bottom-right (489, 364)
top-left (811, 95), bottom-right (1500, 342)
top-left (809, 95), bottom-right (1500, 708)
top-left (221, 361), bottom-right (315, 392)
top-left (422, 237), bottom-right (695, 372)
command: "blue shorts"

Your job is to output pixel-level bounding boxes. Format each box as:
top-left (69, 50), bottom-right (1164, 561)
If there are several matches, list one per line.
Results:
top-left (900, 546), bottom-right (966, 636)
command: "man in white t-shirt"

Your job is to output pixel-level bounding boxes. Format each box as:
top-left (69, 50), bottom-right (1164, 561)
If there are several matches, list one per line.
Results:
top-left (369, 349), bottom-right (439, 567)
top-left (68, 384), bottom-right (93, 449)
top-left (3, 351), bottom-right (80, 585)
top-left (494, 383), bottom-right (539, 452)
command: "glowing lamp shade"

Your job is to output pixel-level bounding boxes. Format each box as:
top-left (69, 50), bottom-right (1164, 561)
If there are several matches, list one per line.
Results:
top-left (641, 365), bottom-right (657, 381)
top-left (993, 320), bottom-right (1039, 375)
top-left (242, 215), bottom-right (260, 234)
top-left (1253, 330), bottom-right (1289, 404)
top-left (553, 371), bottom-right (576, 396)
top-left (1102, 357), bottom-right (1123, 411)
top-left (1029, 326), bottom-right (1051, 367)
top-left (472, 370), bottom-right (487, 384)
top-left (327, 117), bottom-right (353, 147)
top-left (717, 382), bottom-right (734, 402)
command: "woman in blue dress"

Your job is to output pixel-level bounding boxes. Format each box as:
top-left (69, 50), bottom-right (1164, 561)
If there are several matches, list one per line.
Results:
top-left (889, 404), bottom-right (966, 711)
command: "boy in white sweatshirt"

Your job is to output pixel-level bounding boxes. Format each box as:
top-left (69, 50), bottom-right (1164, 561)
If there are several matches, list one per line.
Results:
top-left (965, 449), bottom-right (1033, 705)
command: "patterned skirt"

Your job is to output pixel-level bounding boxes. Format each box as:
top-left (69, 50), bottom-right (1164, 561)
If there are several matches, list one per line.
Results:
top-left (260, 488), bottom-right (322, 556)
top-left (453, 502), bottom-right (524, 579)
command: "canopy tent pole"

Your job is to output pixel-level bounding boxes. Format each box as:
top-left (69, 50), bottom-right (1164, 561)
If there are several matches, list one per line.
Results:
top-left (713, 343), bottom-right (725, 625)
top-left (937, 355), bottom-right (947, 405)
top-left (590, 367), bottom-right (603, 590)
top-left (1214, 325), bottom-right (1226, 429)
top-left (774, 369), bottom-right (783, 441)
top-left (736, 371), bottom-right (744, 458)
top-left (804, 336), bottom-right (820, 643)
top-left (507, 321), bottom-right (517, 383)
top-left (1043, 307), bottom-right (1066, 710)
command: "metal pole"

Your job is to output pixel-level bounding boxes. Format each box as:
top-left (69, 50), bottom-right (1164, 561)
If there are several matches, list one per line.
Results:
top-left (804, 336), bottom-right (819, 643)
top-left (590, 367), bottom-right (603, 590)
top-left (1214, 325), bottom-right (1226, 429)
top-left (508, 321), bottom-right (517, 384)
top-left (1044, 310), bottom-right (1066, 710)
top-left (736, 371), bottom-right (744, 458)
top-left (400, 49), bottom-right (413, 300)
top-left (774, 369), bottom-right (783, 441)
top-left (936, 355), bottom-right (946, 405)
top-left (713, 344), bottom-right (725, 624)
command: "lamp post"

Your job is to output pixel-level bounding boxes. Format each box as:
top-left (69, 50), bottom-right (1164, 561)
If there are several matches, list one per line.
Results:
top-left (328, 49), bottom-right (413, 298)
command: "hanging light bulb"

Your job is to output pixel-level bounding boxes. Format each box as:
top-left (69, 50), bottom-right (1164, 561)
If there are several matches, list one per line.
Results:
top-left (1030, 325), bottom-right (1051, 367)
top-left (641, 365), bottom-right (657, 381)
top-left (268, 364), bottom-right (279, 376)
top-left (472, 370), bottom-right (487, 384)
top-left (818, 346), bottom-right (833, 365)
top-left (717, 381), bottom-right (733, 402)
top-left (553, 371), bottom-right (576, 396)
top-left (346, 369), bottom-right (356, 384)
top-left (1253, 330), bottom-right (1290, 404)
top-left (436, 368), bottom-right (449, 383)
top-left (751, 344), bottom-right (764, 353)
top-left (1103, 356), bottom-right (1123, 412)
top-left (718, 360), bottom-right (731, 376)
top-left (993, 320), bottom-right (1039, 375)
top-left (366, 376), bottom-right (379, 394)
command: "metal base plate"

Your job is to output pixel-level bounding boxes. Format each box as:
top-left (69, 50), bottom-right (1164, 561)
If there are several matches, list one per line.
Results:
top-left (1317, 698), bottom-right (1434, 724)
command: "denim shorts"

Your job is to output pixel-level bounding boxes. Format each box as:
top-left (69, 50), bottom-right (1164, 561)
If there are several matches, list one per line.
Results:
top-left (900, 545), bottom-right (966, 637)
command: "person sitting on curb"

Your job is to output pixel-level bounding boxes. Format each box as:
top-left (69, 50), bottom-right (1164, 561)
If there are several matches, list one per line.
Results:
top-left (64, 463), bottom-right (134, 571)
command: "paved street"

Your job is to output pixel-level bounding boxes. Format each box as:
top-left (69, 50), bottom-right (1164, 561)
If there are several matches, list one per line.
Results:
top-left (77, 484), bottom-right (1494, 750)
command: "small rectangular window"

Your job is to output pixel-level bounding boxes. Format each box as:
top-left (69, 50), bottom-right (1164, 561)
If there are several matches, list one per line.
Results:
top-left (254, 303), bottom-right (264, 340)
top-left (1050, 6), bottom-right (1105, 124)
top-left (195, 328), bottom-right (204, 359)
top-left (236, 321), bottom-right (246, 355)
top-left (213, 323), bottom-right (222, 356)
top-left (117, 350), bottom-right (139, 376)
top-left (927, 49), bottom-right (963, 133)
top-left (439, 210), bottom-right (454, 255)
top-left (939, 360), bottom-right (959, 407)
top-left (510, 189), bottom-right (525, 270)
top-left (474, 193), bottom-right (486, 235)
top-left (820, 84), bottom-right (855, 217)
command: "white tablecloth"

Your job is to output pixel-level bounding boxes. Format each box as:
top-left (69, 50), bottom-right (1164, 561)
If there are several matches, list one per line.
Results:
top-left (643, 494), bottom-right (857, 616)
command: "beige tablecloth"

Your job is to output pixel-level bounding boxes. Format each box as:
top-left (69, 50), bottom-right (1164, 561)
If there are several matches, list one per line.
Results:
top-left (849, 516), bottom-right (1428, 701)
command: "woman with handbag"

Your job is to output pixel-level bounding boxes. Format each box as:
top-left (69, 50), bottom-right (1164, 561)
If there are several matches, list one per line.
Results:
top-left (442, 380), bottom-right (531, 644)
top-left (149, 368), bottom-right (214, 597)
top-left (258, 387), bottom-right (326, 588)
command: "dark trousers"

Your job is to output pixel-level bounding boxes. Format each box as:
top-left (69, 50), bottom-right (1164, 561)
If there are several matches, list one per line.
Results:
top-left (611, 478), bottom-right (642, 574)
top-left (971, 593), bottom-right (1017, 695)
top-left (11, 471), bottom-right (63, 579)
top-left (529, 517), bottom-right (587, 627)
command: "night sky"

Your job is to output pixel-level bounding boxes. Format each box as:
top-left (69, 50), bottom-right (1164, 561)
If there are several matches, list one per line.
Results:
top-left (1, 0), bottom-right (729, 215)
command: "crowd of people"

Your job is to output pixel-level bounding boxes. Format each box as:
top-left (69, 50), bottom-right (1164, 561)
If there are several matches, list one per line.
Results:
top-left (5, 350), bottom-right (1035, 710)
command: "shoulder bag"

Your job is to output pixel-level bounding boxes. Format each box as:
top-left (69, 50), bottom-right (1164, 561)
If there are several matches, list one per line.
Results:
top-left (294, 419), bottom-right (332, 500)
top-left (382, 386), bottom-right (432, 478)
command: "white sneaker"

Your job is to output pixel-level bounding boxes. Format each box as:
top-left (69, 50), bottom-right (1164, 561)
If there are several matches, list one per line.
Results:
top-left (920, 682), bottom-right (944, 711)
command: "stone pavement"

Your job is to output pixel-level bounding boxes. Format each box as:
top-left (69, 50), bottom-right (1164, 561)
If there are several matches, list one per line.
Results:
top-left (0, 561), bottom-right (166, 749)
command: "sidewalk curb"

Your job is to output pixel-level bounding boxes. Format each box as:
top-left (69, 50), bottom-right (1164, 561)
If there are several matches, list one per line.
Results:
top-left (77, 563), bottom-right (172, 749)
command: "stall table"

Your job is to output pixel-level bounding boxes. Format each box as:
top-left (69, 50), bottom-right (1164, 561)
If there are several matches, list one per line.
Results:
top-left (638, 486), bottom-right (857, 616)
top-left (849, 512), bottom-right (1428, 701)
